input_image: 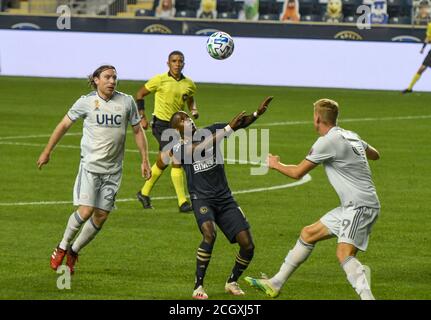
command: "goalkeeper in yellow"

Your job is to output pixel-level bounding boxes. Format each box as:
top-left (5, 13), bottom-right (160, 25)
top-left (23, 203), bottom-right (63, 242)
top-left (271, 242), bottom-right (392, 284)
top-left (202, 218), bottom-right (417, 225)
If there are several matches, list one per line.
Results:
top-left (403, 22), bottom-right (431, 94)
top-left (136, 51), bottom-right (198, 212)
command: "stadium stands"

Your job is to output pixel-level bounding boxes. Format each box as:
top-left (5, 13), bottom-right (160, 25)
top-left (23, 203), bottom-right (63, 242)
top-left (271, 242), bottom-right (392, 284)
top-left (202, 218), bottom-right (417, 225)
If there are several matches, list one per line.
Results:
top-left (0, 0), bottom-right (422, 25)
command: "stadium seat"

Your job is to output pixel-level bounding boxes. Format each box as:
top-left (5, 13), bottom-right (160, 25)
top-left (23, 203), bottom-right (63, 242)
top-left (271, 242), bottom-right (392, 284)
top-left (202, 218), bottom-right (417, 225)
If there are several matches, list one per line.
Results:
top-left (189, 0), bottom-right (201, 10)
top-left (175, 9), bottom-right (197, 17)
top-left (259, 0), bottom-right (279, 15)
top-left (217, 0), bottom-right (235, 12)
top-left (175, 0), bottom-right (189, 11)
top-left (234, 0), bottom-right (245, 13)
top-left (401, 0), bottom-right (412, 16)
top-left (299, 0), bottom-right (317, 15)
top-left (387, 0), bottom-right (404, 17)
top-left (135, 9), bottom-right (155, 16)
top-left (300, 14), bottom-right (321, 21)
top-left (389, 16), bottom-right (411, 24)
top-left (342, 0), bottom-right (361, 17)
top-left (217, 11), bottom-right (239, 18)
top-left (276, 0), bottom-right (284, 14)
top-left (259, 13), bottom-right (280, 20)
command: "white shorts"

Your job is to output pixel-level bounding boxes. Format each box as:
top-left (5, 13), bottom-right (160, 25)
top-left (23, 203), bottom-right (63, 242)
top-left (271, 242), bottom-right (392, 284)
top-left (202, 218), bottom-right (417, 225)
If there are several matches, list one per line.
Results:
top-left (320, 206), bottom-right (379, 251)
top-left (73, 164), bottom-right (122, 212)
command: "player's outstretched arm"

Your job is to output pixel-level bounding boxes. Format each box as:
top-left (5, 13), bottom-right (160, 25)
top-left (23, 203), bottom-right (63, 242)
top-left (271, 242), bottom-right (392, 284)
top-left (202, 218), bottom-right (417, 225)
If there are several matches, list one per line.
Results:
top-left (366, 145), bottom-right (380, 160)
top-left (188, 110), bottom-right (246, 156)
top-left (37, 115), bottom-right (74, 169)
top-left (237, 96), bottom-right (274, 129)
top-left (267, 154), bottom-right (317, 180)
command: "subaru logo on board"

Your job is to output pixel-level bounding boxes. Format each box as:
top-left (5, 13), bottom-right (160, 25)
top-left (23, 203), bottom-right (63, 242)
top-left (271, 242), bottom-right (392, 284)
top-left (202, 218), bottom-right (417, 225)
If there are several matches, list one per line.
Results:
top-left (391, 36), bottom-right (422, 42)
top-left (11, 22), bottom-right (41, 30)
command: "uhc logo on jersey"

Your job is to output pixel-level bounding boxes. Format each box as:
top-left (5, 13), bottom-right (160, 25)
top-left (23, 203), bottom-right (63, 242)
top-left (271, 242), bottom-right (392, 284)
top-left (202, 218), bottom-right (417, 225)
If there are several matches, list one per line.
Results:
top-left (96, 114), bottom-right (122, 127)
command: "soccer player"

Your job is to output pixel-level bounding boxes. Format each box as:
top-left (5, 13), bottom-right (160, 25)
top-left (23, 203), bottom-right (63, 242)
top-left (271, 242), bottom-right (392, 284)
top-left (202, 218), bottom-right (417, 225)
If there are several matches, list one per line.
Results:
top-left (136, 51), bottom-right (198, 212)
top-left (402, 22), bottom-right (431, 94)
top-left (37, 65), bottom-right (151, 274)
top-left (245, 99), bottom-right (380, 300)
top-left (168, 96), bottom-right (273, 300)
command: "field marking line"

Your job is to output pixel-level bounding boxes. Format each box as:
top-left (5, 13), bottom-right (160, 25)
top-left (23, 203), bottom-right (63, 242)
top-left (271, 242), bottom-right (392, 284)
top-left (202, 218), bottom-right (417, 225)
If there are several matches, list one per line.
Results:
top-left (0, 174), bottom-right (311, 207)
top-left (0, 141), bottom-right (265, 164)
top-left (1, 115), bottom-right (430, 142)
top-left (0, 132), bottom-right (82, 140)
top-left (255, 114), bottom-right (431, 127)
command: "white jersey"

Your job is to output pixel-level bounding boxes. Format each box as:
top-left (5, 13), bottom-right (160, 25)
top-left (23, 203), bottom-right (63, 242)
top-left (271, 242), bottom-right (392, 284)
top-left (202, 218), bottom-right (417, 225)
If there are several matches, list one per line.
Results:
top-left (306, 126), bottom-right (380, 209)
top-left (67, 91), bottom-right (141, 174)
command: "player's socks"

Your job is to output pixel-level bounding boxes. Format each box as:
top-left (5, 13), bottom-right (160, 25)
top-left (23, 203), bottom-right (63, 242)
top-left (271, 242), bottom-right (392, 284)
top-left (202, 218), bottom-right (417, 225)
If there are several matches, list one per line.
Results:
top-left (71, 217), bottom-right (101, 253)
top-left (59, 211), bottom-right (85, 250)
top-left (407, 73), bottom-right (421, 90)
top-left (171, 167), bottom-right (188, 206)
top-left (141, 163), bottom-right (164, 196)
top-left (341, 256), bottom-right (375, 300)
top-left (194, 241), bottom-right (213, 289)
top-left (227, 247), bottom-right (254, 283)
top-left (270, 238), bottom-right (314, 289)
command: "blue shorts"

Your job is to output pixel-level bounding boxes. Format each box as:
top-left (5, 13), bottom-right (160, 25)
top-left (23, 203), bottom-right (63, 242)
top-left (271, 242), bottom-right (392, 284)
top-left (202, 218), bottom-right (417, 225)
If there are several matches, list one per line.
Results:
top-left (192, 197), bottom-right (250, 243)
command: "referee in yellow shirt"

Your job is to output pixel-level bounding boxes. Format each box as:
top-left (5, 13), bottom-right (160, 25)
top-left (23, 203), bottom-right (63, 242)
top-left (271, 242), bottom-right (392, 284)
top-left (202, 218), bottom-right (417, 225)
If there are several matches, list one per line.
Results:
top-left (403, 22), bottom-right (431, 93)
top-left (136, 51), bottom-right (198, 212)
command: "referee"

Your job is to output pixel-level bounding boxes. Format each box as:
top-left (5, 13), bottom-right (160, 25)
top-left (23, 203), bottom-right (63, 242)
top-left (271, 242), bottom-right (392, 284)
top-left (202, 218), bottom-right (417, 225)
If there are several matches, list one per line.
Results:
top-left (136, 51), bottom-right (198, 212)
top-left (403, 22), bottom-right (431, 94)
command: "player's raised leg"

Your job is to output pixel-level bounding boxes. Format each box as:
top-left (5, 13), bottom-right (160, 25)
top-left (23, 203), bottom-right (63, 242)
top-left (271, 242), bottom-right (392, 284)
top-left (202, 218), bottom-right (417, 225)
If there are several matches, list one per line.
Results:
top-left (246, 221), bottom-right (331, 297)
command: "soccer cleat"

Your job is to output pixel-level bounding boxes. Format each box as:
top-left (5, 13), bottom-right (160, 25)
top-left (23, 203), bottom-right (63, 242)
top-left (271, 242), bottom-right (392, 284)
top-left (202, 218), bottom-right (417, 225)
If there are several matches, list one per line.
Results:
top-left (66, 248), bottom-right (79, 274)
top-left (136, 191), bottom-right (153, 209)
top-left (179, 201), bottom-right (193, 213)
top-left (50, 246), bottom-right (66, 271)
top-left (402, 89), bottom-right (412, 94)
top-left (192, 285), bottom-right (208, 300)
top-left (244, 276), bottom-right (280, 298)
top-left (225, 281), bottom-right (245, 296)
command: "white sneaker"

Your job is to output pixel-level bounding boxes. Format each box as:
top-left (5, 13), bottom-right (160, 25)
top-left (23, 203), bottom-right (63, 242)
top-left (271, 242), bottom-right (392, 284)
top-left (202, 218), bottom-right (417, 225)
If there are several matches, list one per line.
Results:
top-left (192, 285), bottom-right (208, 300)
top-left (225, 281), bottom-right (245, 296)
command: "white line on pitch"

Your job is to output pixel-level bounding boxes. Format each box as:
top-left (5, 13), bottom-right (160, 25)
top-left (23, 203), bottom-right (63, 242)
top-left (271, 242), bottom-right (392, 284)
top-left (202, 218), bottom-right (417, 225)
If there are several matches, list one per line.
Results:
top-left (0, 141), bottom-right (263, 165)
top-left (255, 114), bottom-right (431, 127)
top-left (1, 114), bottom-right (430, 141)
top-left (0, 174), bottom-right (311, 207)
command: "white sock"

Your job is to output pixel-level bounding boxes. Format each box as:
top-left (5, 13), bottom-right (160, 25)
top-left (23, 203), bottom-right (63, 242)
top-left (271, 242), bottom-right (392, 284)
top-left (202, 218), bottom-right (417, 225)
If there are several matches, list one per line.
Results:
top-left (71, 218), bottom-right (101, 253)
top-left (59, 211), bottom-right (85, 250)
top-left (270, 238), bottom-right (315, 289)
top-left (342, 256), bottom-right (375, 300)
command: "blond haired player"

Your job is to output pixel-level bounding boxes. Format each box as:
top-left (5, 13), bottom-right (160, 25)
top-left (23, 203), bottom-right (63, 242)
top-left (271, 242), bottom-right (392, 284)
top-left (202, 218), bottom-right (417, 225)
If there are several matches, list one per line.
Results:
top-left (403, 22), bottom-right (431, 93)
top-left (246, 99), bottom-right (381, 300)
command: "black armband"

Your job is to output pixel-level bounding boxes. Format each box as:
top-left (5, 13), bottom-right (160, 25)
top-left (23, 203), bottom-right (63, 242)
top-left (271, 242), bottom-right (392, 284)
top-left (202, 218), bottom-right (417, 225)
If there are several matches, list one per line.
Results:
top-left (136, 99), bottom-right (145, 111)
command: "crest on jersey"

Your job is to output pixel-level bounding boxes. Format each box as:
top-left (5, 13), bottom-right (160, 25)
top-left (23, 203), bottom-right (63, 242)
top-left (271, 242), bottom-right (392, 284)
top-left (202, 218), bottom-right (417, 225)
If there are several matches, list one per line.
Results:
top-left (94, 100), bottom-right (100, 110)
top-left (199, 206), bottom-right (208, 214)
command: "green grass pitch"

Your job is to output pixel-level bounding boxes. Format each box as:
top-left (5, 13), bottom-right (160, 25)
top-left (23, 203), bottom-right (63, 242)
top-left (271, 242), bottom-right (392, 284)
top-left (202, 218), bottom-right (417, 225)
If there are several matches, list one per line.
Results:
top-left (0, 76), bottom-right (430, 300)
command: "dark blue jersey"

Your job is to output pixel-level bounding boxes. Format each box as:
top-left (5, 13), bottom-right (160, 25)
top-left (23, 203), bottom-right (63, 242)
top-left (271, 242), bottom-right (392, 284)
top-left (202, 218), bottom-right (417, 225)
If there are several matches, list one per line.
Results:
top-left (172, 123), bottom-right (232, 200)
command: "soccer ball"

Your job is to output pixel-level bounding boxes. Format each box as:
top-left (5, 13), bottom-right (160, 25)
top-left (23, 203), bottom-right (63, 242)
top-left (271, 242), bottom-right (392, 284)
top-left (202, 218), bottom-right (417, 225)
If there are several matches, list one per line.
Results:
top-left (206, 31), bottom-right (234, 60)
